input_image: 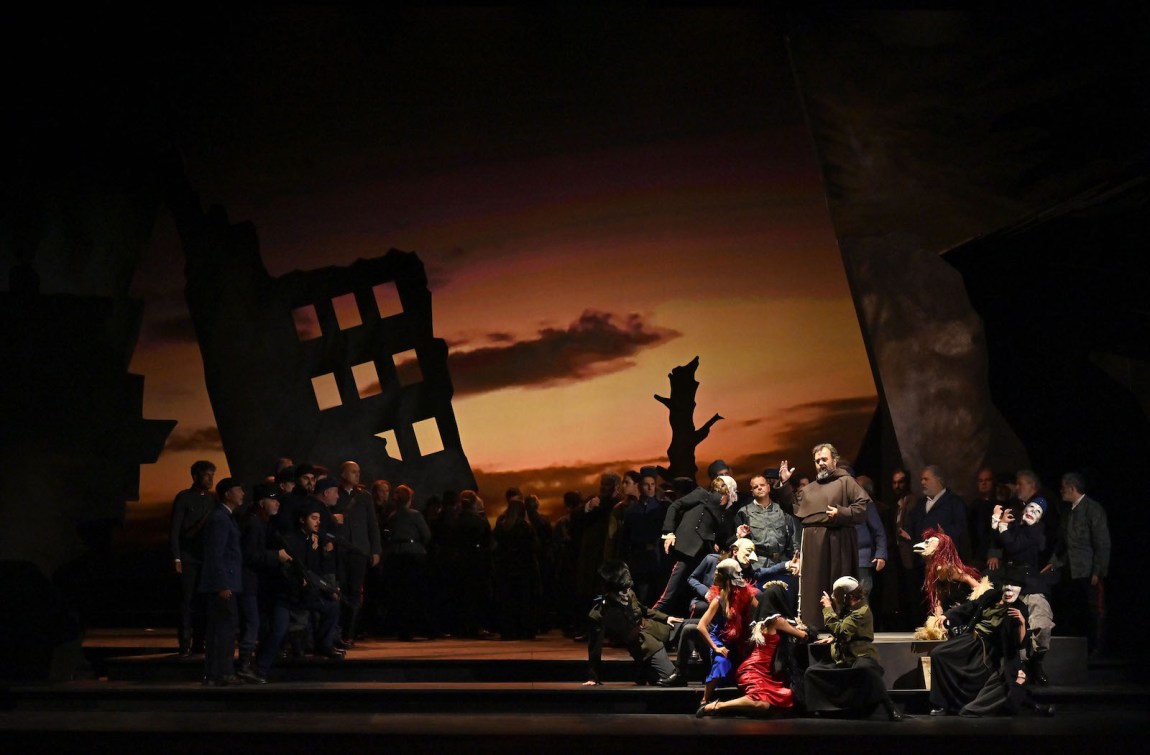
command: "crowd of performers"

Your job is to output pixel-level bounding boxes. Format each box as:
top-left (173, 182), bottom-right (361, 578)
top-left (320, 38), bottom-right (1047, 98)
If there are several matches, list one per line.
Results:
top-left (587, 553), bottom-right (1054, 720)
top-left (171, 441), bottom-right (1109, 720)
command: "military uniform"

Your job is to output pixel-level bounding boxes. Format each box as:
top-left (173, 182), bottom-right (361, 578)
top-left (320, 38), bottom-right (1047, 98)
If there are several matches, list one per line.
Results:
top-left (587, 589), bottom-right (677, 684)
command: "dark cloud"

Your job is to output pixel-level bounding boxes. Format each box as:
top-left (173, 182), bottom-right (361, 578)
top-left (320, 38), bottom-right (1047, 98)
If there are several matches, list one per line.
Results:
top-left (739, 418), bottom-right (765, 428)
top-left (728, 396), bottom-right (878, 482)
top-left (164, 425), bottom-right (224, 452)
top-left (449, 309), bottom-right (681, 397)
top-left (422, 246), bottom-right (472, 291)
top-left (423, 264), bottom-right (451, 292)
top-left (486, 332), bottom-right (515, 343)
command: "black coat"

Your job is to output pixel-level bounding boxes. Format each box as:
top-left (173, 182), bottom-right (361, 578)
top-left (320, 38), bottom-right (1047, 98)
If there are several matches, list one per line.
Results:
top-left (199, 504), bottom-right (243, 594)
top-left (907, 490), bottom-right (967, 547)
top-left (240, 514), bottom-right (289, 596)
top-left (906, 489), bottom-right (970, 565)
top-left (661, 488), bottom-right (724, 559)
top-left (281, 527), bottom-right (338, 602)
top-left (337, 486), bottom-right (383, 558)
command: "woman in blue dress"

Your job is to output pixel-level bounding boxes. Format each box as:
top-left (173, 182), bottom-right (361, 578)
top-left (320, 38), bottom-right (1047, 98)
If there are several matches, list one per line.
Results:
top-left (695, 558), bottom-right (758, 706)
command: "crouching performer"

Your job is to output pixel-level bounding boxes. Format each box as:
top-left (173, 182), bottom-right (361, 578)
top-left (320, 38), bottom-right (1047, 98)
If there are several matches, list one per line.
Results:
top-left (584, 559), bottom-right (684, 686)
top-left (928, 568), bottom-right (1054, 717)
top-left (696, 581), bottom-right (808, 717)
top-left (804, 576), bottom-right (903, 721)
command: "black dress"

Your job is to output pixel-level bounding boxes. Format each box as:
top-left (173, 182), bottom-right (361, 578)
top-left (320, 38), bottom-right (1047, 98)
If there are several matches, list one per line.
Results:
top-left (804, 601), bottom-right (891, 716)
top-left (928, 590), bottom-right (1028, 716)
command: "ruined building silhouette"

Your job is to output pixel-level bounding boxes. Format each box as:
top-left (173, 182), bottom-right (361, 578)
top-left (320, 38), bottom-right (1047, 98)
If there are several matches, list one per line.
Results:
top-left (169, 179), bottom-right (476, 503)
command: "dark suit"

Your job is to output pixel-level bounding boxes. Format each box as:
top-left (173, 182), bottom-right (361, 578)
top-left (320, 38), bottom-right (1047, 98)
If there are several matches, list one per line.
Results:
top-left (905, 490), bottom-right (968, 614)
top-left (906, 490), bottom-right (967, 555)
top-left (336, 485), bottom-right (382, 641)
top-left (238, 514), bottom-right (288, 660)
top-left (653, 488), bottom-right (723, 614)
top-left (662, 488), bottom-right (724, 559)
top-left (199, 504), bottom-right (243, 680)
top-left (170, 487), bottom-right (215, 650)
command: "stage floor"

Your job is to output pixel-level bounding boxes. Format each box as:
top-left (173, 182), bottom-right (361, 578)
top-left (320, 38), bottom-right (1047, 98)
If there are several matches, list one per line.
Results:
top-left (82, 626), bottom-right (633, 660)
top-left (79, 627), bottom-right (1027, 660)
top-left (78, 627), bottom-right (1092, 688)
top-left (4, 628), bottom-right (1148, 753)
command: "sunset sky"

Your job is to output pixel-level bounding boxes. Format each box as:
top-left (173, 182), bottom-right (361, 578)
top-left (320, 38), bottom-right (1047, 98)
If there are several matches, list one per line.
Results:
top-left (109, 8), bottom-right (876, 530)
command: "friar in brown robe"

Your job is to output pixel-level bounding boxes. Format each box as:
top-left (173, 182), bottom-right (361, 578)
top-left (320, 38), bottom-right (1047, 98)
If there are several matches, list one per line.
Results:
top-left (772, 445), bottom-right (869, 632)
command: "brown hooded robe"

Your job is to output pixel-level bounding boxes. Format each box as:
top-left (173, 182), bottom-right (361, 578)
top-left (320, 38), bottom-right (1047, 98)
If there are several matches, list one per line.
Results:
top-left (773, 468), bottom-right (868, 630)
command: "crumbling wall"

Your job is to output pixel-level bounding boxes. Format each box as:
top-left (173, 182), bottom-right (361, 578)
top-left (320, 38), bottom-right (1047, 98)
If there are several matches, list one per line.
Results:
top-left (170, 186), bottom-right (475, 502)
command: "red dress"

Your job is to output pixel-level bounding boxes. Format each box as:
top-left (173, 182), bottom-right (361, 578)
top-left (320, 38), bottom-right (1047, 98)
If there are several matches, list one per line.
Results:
top-left (736, 632), bottom-right (794, 707)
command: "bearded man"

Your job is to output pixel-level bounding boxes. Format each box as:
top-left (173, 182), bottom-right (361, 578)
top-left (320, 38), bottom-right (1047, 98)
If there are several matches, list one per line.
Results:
top-left (775, 443), bottom-right (869, 632)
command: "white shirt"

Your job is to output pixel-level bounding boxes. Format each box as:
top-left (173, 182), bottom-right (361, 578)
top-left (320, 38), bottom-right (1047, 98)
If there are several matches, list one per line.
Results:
top-left (924, 488), bottom-right (948, 514)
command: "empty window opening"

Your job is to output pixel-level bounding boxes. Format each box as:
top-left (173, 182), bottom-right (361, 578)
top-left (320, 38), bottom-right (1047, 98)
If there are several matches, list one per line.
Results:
top-left (374, 429), bottom-right (403, 461)
top-left (393, 349), bottom-right (423, 386)
top-left (413, 417), bottom-right (444, 456)
top-left (351, 362), bottom-right (382, 399)
top-left (311, 373), bottom-right (342, 411)
top-left (373, 281), bottom-right (403, 319)
top-left (332, 292), bottom-right (363, 331)
top-left (292, 305), bottom-right (322, 341)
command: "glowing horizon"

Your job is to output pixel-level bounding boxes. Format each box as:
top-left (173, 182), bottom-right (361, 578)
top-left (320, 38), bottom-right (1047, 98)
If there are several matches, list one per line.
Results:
top-left (116, 14), bottom-right (877, 529)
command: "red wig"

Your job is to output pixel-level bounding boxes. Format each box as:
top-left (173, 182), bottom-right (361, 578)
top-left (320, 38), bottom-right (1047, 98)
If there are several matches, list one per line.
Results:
top-left (719, 583), bottom-right (759, 647)
top-left (920, 527), bottom-right (981, 610)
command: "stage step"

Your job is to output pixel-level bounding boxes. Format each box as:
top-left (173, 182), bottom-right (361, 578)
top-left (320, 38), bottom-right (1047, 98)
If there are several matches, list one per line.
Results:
top-left (7, 679), bottom-right (1146, 719)
top-left (846, 634), bottom-right (1090, 689)
top-left (99, 654), bottom-right (649, 684)
top-left (92, 634), bottom-right (1092, 689)
top-left (9, 626), bottom-right (1144, 721)
top-left (6, 681), bottom-right (701, 716)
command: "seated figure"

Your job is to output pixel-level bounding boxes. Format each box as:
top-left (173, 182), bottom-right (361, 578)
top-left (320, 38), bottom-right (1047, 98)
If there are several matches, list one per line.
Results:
top-left (928, 567), bottom-right (1054, 717)
top-left (803, 576), bottom-right (902, 721)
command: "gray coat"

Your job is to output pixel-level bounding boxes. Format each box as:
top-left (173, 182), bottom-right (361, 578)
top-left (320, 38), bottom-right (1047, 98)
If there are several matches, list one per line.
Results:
top-left (1049, 495), bottom-right (1110, 579)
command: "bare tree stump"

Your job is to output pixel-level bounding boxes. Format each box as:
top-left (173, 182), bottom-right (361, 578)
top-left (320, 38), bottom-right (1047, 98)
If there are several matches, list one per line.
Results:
top-left (654, 356), bottom-right (723, 483)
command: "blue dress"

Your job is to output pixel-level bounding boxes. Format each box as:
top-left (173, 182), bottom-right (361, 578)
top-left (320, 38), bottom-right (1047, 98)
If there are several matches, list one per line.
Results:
top-left (706, 608), bottom-right (738, 684)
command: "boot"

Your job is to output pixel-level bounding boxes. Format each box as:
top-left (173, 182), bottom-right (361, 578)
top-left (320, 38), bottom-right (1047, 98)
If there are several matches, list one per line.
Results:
top-left (659, 646), bottom-right (689, 687)
top-left (883, 698), bottom-right (904, 721)
top-left (1027, 653), bottom-right (1049, 686)
top-left (235, 652), bottom-right (267, 684)
top-left (177, 631), bottom-right (192, 658)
